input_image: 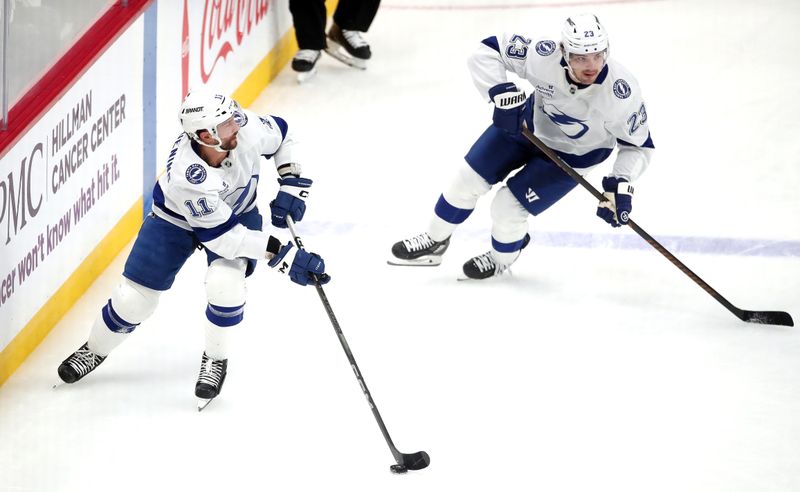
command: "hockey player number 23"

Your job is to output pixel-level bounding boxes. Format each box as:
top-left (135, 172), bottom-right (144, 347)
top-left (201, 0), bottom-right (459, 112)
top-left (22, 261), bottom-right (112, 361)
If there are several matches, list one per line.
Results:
top-left (506, 35), bottom-right (531, 59)
top-left (184, 198), bottom-right (213, 217)
top-left (627, 103), bottom-right (648, 135)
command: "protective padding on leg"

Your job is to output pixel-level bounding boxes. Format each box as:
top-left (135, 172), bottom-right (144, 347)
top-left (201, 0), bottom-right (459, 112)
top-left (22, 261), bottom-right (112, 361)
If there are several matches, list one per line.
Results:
top-left (206, 259), bottom-right (247, 327)
top-left (205, 258), bottom-right (247, 306)
top-left (490, 186), bottom-right (529, 266)
top-left (104, 279), bottom-right (161, 332)
top-left (204, 322), bottom-right (230, 360)
top-left (434, 195), bottom-right (472, 225)
top-left (441, 165), bottom-right (492, 211)
top-left (427, 214), bottom-right (457, 243)
top-left (428, 166), bottom-right (493, 242)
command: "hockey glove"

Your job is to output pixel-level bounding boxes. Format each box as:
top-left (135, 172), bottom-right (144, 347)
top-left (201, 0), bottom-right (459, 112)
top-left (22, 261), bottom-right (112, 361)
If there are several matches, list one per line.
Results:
top-left (268, 241), bottom-right (330, 286)
top-left (488, 82), bottom-right (528, 134)
top-left (596, 176), bottom-right (634, 227)
top-left (270, 177), bottom-right (312, 228)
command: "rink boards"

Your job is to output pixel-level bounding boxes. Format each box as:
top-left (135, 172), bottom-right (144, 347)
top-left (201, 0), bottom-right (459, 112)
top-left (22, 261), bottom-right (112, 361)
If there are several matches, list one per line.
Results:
top-left (0, 0), bottom-right (324, 386)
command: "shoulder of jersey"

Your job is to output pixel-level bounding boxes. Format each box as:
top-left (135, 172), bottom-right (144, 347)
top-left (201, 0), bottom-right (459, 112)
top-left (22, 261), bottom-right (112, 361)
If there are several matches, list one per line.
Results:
top-left (169, 138), bottom-right (222, 191)
top-left (602, 59), bottom-right (643, 103)
top-left (238, 110), bottom-right (282, 141)
top-left (530, 36), bottom-right (561, 58)
top-left (524, 36), bottom-right (565, 74)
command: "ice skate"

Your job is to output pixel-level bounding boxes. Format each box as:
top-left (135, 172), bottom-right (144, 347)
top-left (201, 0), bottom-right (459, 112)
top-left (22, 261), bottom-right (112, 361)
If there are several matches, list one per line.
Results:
top-left (196, 352), bottom-right (227, 411)
top-left (56, 342), bottom-right (107, 385)
top-left (460, 234), bottom-right (530, 280)
top-left (388, 233), bottom-right (450, 266)
top-left (325, 24), bottom-right (370, 70)
top-left (292, 49), bottom-right (321, 83)
top-left (460, 251), bottom-right (511, 280)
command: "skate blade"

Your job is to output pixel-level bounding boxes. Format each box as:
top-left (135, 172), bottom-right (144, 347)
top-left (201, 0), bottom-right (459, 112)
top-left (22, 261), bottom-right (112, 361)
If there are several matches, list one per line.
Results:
top-left (387, 256), bottom-right (443, 267)
top-left (296, 68), bottom-right (317, 84)
top-left (197, 398), bottom-right (214, 412)
top-left (456, 275), bottom-right (501, 282)
top-left (456, 269), bottom-right (514, 282)
top-left (324, 42), bottom-right (367, 70)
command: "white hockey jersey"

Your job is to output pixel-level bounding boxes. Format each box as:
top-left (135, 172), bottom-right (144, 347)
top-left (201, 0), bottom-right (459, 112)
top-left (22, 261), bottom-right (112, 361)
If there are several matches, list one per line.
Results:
top-left (468, 33), bottom-right (654, 180)
top-left (152, 109), bottom-right (295, 260)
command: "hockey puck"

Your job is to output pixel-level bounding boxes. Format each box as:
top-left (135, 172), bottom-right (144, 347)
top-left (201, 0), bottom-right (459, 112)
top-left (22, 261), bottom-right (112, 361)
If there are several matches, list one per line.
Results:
top-left (389, 464), bottom-right (408, 474)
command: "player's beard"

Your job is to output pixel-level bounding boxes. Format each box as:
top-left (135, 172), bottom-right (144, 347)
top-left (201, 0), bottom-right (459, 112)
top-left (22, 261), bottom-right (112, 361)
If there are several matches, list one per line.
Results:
top-left (220, 134), bottom-right (238, 150)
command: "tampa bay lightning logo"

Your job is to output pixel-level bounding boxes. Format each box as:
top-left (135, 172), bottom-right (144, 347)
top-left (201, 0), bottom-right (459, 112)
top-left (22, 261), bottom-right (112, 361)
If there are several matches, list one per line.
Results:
top-left (613, 79), bottom-right (632, 99)
top-left (535, 40), bottom-right (556, 56)
top-left (542, 104), bottom-right (589, 139)
top-left (185, 163), bottom-right (207, 184)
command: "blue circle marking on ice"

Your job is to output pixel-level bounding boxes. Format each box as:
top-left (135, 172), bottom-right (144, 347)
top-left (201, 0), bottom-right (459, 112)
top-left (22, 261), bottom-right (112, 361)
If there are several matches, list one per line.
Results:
top-left (613, 79), bottom-right (632, 99)
top-left (186, 163), bottom-right (207, 184)
top-left (535, 40), bottom-right (556, 56)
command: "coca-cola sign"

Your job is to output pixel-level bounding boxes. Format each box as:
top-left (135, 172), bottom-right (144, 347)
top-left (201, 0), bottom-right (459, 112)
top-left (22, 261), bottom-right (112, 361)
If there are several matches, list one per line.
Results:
top-left (199, 0), bottom-right (270, 83)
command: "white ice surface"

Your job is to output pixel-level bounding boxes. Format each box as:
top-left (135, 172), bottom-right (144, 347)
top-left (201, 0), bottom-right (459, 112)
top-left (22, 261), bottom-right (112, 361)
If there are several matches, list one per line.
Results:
top-left (2, 1), bottom-right (800, 491)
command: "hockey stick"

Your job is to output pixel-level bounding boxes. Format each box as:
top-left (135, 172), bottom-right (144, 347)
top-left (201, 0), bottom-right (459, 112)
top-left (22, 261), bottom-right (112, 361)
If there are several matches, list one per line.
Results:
top-left (520, 125), bottom-right (794, 327)
top-left (285, 216), bottom-right (431, 473)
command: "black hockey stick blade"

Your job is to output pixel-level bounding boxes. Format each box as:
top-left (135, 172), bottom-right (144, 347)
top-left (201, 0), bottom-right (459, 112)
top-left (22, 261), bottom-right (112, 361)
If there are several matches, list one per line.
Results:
top-left (739, 310), bottom-right (794, 327)
top-left (390, 451), bottom-right (430, 473)
top-left (401, 450), bottom-right (430, 470)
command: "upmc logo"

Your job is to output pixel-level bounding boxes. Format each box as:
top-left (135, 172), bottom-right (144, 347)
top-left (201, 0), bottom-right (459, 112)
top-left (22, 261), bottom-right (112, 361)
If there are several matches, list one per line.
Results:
top-left (0, 143), bottom-right (45, 246)
top-left (198, 0), bottom-right (270, 83)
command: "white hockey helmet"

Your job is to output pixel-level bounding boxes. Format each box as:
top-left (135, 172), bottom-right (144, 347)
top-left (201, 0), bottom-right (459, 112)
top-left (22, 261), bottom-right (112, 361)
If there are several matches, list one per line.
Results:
top-left (561, 14), bottom-right (609, 56)
top-left (180, 89), bottom-right (242, 151)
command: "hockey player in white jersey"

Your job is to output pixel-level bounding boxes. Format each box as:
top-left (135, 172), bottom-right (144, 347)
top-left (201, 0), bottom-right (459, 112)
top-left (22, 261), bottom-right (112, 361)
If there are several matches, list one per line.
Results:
top-left (57, 90), bottom-right (329, 408)
top-left (390, 14), bottom-right (654, 279)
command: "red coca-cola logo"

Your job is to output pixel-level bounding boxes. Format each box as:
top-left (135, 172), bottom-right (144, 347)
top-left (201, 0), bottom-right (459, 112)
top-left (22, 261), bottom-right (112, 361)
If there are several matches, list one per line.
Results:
top-left (199, 0), bottom-right (270, 83)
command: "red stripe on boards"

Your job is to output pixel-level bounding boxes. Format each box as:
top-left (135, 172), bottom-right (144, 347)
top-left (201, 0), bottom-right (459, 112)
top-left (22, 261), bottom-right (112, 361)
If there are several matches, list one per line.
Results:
top-left (0, 0), bottom-right (153, 158)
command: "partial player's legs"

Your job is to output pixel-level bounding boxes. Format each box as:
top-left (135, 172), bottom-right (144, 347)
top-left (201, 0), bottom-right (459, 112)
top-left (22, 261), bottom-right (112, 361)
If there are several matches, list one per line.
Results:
top-left (389, 166), bottom-right (490, 266)
top-left (462, 186), bottom-right (530, 279)
top-left (58, 279), bottom-right (161, 382)
top-left (326, 0), bottom-right (381, 69)
top-left (289, 0), bottom-right (326, 77)
top-left (463, 154), bottom-right (578, 279)
top-left (333, 0), bottom-right (381, 30)
top-left (195, 207), bottom-right (261, 408)
top-left (58, 214), bottom-right (194, 384)
top-left (196, 257), bottom-right (247, 406)
top-left (390, 125), bottom-right (530, 267)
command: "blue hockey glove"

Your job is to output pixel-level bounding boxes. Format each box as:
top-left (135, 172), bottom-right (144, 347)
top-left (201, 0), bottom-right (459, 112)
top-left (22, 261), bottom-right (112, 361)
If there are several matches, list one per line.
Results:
top-left (488, 82), bottom-right (528, 134)
top-left (268, 241), bottom-right (330, 286)
top-left (270, 177), bottom-right (312, 228)
top-left (596, 176), bottom-right (634, 227)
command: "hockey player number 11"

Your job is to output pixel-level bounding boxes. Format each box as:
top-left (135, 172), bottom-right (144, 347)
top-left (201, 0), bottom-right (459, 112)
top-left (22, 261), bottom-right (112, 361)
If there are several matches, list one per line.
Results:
top-left (184, 198), bottom-right (213, 217)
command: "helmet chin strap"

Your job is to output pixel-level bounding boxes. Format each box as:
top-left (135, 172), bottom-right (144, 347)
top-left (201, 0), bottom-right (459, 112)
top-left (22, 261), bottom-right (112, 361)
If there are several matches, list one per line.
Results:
top-left (564, 61), bottom-right (579, 83)
top-left (560, 46), bottom-right (579, 83)
top-left (191, 127), bottom-right (229, 154)
top-left (195, 136), bottom-right (228, 153)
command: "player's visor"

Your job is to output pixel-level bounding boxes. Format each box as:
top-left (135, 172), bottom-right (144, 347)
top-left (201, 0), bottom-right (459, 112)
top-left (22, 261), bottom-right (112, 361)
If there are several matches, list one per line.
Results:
top-left (216, 114), bottom-right (240, 139)
top-left (567, 49), bottom-right (608, 64)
